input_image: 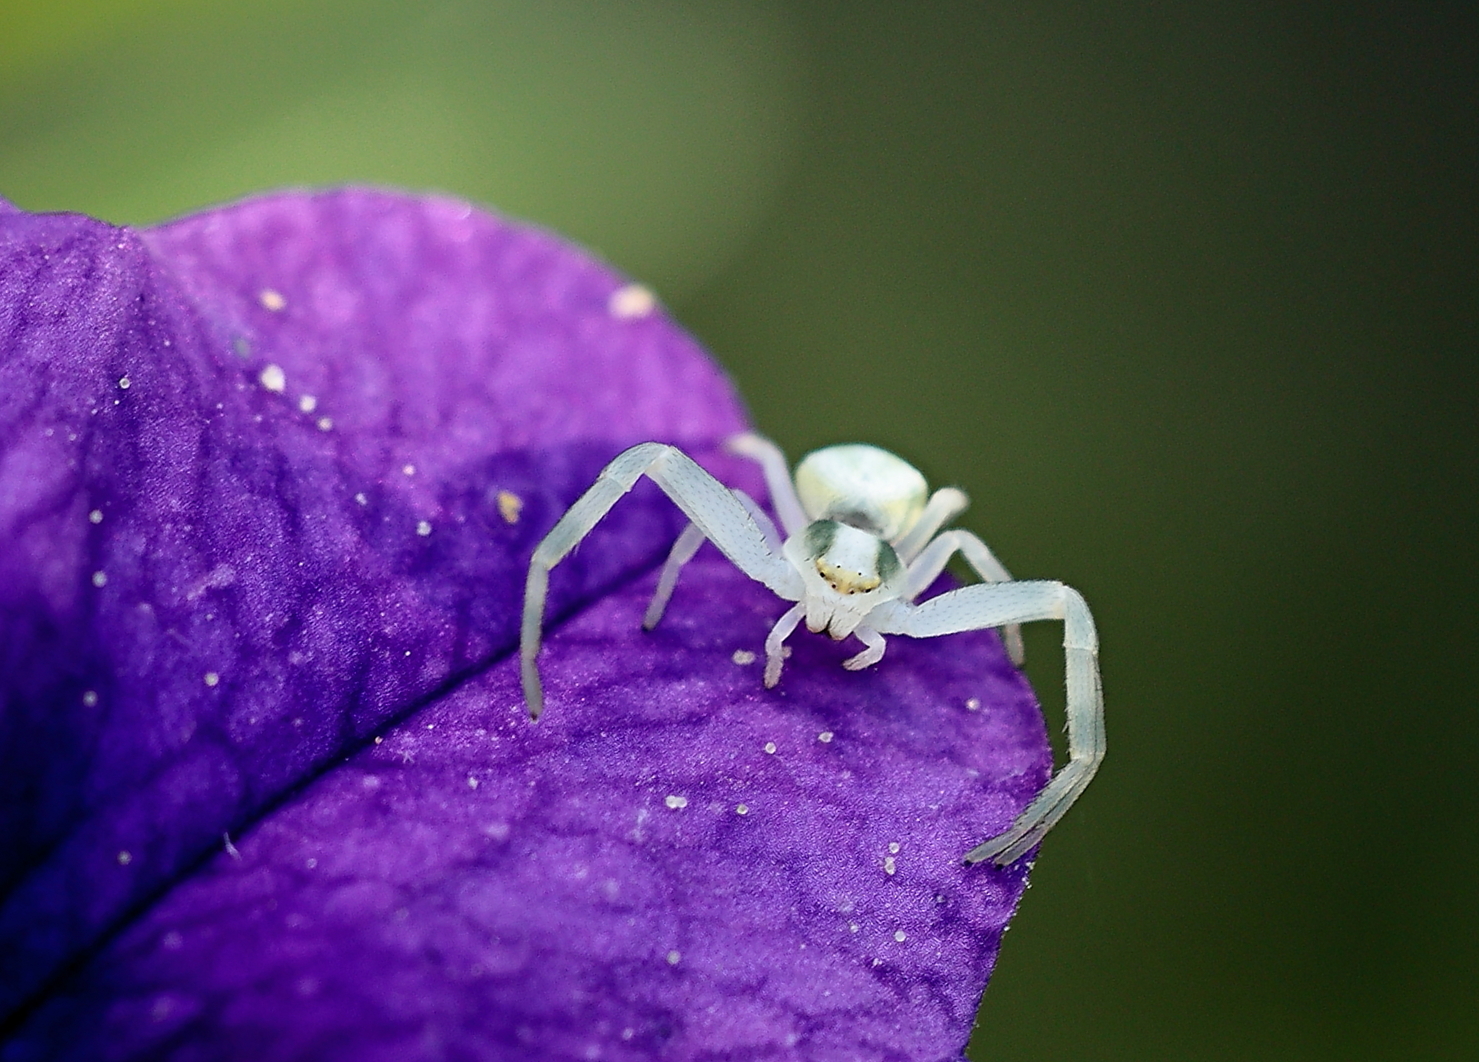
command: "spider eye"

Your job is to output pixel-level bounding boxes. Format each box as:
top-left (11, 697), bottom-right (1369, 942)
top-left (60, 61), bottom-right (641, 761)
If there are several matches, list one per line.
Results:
top-left (815, 558), bottom-right (880, 595)
top-left (802, 520), bottom-right (896, 596)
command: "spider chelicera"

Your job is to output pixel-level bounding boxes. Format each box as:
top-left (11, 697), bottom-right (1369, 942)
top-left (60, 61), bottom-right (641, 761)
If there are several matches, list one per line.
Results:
top-left (520, 432), bottom-right (1103, 866)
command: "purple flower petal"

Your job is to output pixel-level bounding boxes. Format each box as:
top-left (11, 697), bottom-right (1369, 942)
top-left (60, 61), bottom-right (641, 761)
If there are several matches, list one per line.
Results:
top-left (0, 190), bottom-right (1049, 1059)
top-left (0, 189), bottom-right (741, 1005)
top-left (11, 554), bottom-right (1046, 1062)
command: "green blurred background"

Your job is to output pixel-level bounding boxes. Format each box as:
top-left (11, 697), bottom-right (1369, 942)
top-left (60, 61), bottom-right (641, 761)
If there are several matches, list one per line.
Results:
top-left (3, 1), bottom-right (1474, 1057)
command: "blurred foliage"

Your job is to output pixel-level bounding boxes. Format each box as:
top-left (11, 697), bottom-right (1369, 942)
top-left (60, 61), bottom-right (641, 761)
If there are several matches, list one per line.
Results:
top-left (2, 1), bottom-right (1476, 1059)
top-left (0, 0), bottom-right (801, 299)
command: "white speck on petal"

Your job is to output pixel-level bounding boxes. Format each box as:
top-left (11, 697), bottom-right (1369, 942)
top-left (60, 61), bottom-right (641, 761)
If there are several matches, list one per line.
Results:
top-left (664, 794), bottom-right (688, 809)
top-left (736, 803), bottom-right (749, 815)
top-left (888, 841), bottom-right (901, 854)
top-left (894, 929), bottom-right (907, 943)
top-left (88, 509), bottom-right (103, 524)
top-left (496, 490), bottom-right (523, 524)
top-left (204, 672), bottom-right (220, 688)
top-left (731, 649), bottom-right (756, 665)
top-left (259, 364), bottom-right (286, 392)
top-left (117, 376), bottom-right (131, 390)
top-left (818, 730), bottom-right (834, 743)
top-left (354, 492), bottom-right (368, 506)
top-left (91, 571), bottom-right (107, 588)
top-left (402, 464), bottom-right (416, 476)
top-left (609, 283), bottom-right (656, 319)
top-left (259, 289), bottom-right (286, 311)
top-left (416, 520), bottom-right (432, 537)
top-left (849, 921), bottom-right (859, 933)
top-left (884, 856), bottom-right (897, 876)
top-left (666, 949), bottom-right (681, 965)
top-left (316, 417), bottom-right (333, 432)
top-left (82, 690), bottom-right (98, 707)
top-left (763, 741), bottom-right (777, 755)
top-left (117, 850), bottom-right (132, 865)
top-left (373, 736), bottom-right (383, 745)
top-left (305, 858), bottom-right (317, 869)
top-left (467, 776), bottom-right (479, 790)
top-left (298, 394), bottom-right (317, 413)
top-left (966, 697), bottom-right (981, 711)
top-left (621, 1028), bottom-right (634, 1041)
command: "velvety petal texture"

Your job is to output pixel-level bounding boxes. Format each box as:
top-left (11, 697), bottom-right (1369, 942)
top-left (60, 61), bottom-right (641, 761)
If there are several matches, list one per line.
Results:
top-left (0, 190), bottom-right (741, 1010)
top-left (0, 190), bottom-right (1048, 1060)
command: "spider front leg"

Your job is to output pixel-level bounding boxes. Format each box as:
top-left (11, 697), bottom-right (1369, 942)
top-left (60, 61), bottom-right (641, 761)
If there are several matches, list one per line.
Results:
top-left (872, 580), bottom-right (1103, 866)
top-left (521, 443), bottom-right (802, 720)
top-left (903, 529), bottom-right (1026, 667)
top-left (643, 490), bottom-right (782, 631)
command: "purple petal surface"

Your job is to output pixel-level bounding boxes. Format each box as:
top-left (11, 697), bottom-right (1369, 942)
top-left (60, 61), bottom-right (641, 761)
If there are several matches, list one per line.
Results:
top-left (0, 190), bottom-right (1050, 1060)
top-left (10, 552), bottom-right (1046, 1061)
top-left (0, 190), bottom-right (742, 1011)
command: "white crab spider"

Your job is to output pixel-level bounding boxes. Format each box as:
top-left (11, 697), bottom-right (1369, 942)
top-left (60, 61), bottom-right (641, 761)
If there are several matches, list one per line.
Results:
top-left (520, 432), bottom-right (1104, 866)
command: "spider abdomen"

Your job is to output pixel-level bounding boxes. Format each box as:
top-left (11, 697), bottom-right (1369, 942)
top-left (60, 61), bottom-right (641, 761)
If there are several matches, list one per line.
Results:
top-left (794, 445), bottom-right (929, 542)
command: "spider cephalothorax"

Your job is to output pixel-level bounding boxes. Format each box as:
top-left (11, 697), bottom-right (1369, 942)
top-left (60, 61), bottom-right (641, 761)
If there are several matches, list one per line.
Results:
top-left (520, 432), bottom-right (1103, 866)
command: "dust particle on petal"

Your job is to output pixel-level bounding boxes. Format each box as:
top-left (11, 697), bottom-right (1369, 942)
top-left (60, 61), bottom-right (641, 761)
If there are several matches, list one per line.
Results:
top-left (608, 283), bottom-right (656, 319)
top-left (496, 490), bottom-right (523, 524)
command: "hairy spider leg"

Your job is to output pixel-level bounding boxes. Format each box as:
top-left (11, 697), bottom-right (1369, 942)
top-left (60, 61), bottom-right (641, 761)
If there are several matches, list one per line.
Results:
top-left (840, 624), bottom-right (887, 671)
top-left (643, 489), bottom-right (781, 631)
top-left (725, 432), bottom-right (808, 536)
top-left (891, 487), bottom-right (969, 562)
top-left (521, 443), bottom-right (802, 719)
top-left (644, 429), bottom-right (807, 632)
top-left (642, 522), bottom-right (706, 631)
top-left (871, 580), bottom-right (1102, 866)
top-left (902, 528), bottom-right (1026, 666)
top-left (763, 602), bottom-right (806, 687)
